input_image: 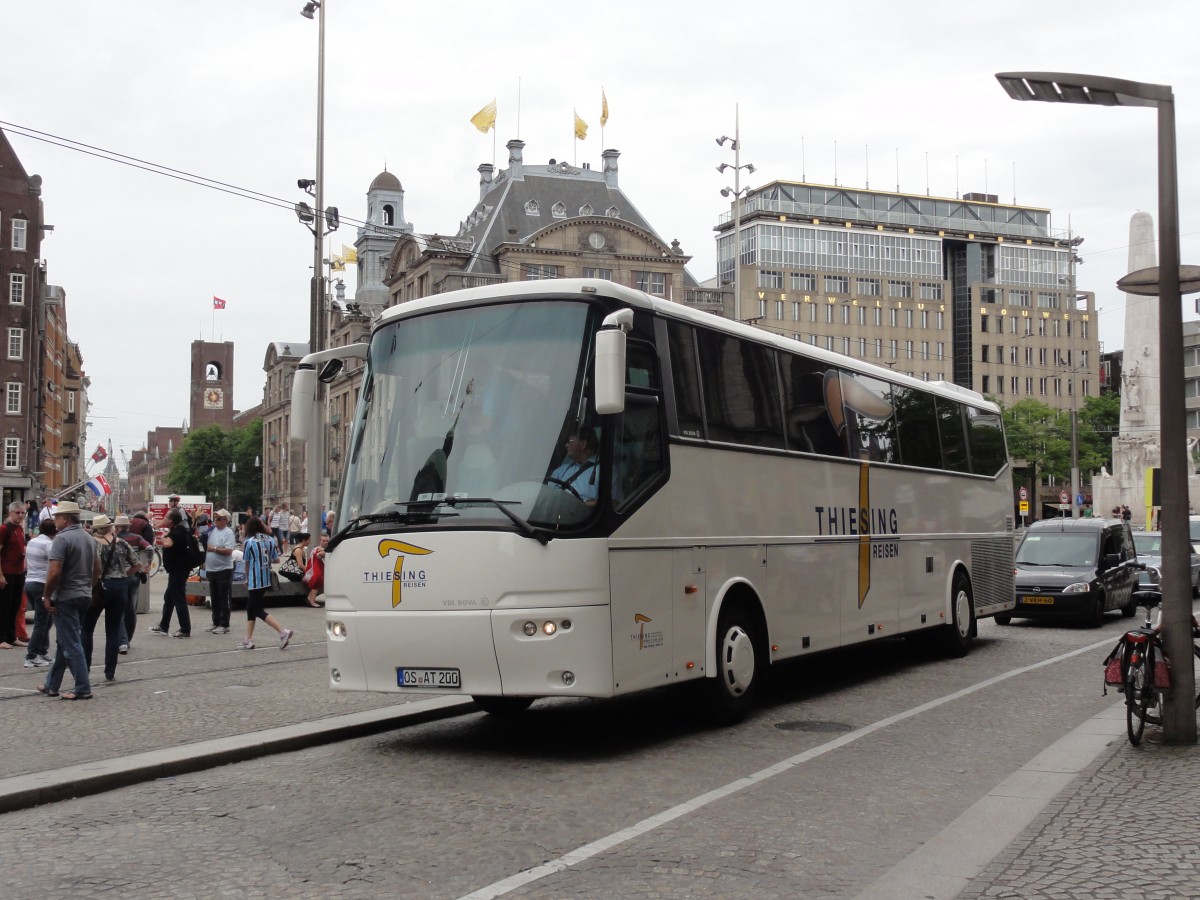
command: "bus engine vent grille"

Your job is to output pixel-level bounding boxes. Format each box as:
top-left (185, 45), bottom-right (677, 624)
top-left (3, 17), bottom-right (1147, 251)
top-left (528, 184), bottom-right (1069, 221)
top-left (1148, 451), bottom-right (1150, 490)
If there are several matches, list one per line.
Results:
top-left (971, 536), bottom-right (1014, 613)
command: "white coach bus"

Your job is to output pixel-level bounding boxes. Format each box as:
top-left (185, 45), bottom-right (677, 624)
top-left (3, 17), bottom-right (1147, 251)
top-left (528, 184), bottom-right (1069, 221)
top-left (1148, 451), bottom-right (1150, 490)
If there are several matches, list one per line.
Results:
top-left (291, 279), bottom-right (1014, 721)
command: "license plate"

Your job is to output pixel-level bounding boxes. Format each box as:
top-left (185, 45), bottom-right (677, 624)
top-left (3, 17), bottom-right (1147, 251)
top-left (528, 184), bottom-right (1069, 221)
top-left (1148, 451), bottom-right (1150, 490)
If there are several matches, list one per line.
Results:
top-left (1021, 595), bottom-right (1055, 605)
top-left (396, 667), bottom-right (461, 689)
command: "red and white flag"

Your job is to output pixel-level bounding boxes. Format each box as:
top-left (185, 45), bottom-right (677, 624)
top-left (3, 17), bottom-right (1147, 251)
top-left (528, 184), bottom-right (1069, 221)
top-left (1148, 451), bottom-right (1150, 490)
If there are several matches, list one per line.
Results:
top-left (213, 296), bottom-right (227, 309)
top-left (90, 444), bottom-right (107, 463)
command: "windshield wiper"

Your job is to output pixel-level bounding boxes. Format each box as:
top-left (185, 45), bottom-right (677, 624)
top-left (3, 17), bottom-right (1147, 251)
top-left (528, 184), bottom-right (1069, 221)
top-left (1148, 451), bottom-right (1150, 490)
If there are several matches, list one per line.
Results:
top-left (327, 506), bottom-right (460, 552)
top-left (439, 496), bottom-right (549, 546)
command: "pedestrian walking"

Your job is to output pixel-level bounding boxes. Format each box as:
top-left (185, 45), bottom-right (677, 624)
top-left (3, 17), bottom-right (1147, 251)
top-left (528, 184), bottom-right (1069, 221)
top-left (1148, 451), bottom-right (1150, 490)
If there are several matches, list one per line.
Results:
top-left (238, 516), bottom-right (292, 651)
top-left (1121, 504), bottom-right (1132, 523)
top-left (149, 509), bottom-right (192, 638)
top-left (39, 501), bottom-right (99, 701)
top-left (114, 515), bottom-right (151, 653)
top-left (203, 509), bottom-right (237, 635)
top-left (22, 518), bottom-right (56, 668)
top-left (0, 501), bottom-right (29, 649)
top-left (83, 515), bottom-right (141, 684)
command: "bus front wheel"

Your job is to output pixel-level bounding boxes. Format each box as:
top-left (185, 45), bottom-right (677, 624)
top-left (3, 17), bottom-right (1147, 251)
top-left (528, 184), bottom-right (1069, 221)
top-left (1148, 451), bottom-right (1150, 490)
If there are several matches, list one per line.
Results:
top-left (705, 603), bottom-right (762, 725)
top-left (472, 696), bottom-right (534, 716)
top-left (939, 573), bottom-right (975, 658)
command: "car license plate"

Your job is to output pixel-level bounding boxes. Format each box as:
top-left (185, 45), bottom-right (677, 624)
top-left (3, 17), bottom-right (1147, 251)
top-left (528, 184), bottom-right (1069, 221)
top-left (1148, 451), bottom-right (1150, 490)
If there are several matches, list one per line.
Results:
top-left (1021, 595), bottom-right (1055, 605)
top-left (396, 667), bottom-right (461, 688)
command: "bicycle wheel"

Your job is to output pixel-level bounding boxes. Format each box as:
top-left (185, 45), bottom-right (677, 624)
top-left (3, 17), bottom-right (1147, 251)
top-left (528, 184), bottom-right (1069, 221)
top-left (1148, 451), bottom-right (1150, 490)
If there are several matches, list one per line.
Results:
top-left (1126, 656), bottom-right (1151, 746)
top-left (145, 548), bottom-right (162, 579)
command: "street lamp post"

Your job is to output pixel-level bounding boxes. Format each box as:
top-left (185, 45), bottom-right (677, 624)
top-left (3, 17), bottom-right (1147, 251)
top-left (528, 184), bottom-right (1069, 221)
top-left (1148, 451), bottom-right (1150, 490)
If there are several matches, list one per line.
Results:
top-left (716, 105), bottom-right (755, 322)
top-left (997, 71), bottom-right (1193, 743)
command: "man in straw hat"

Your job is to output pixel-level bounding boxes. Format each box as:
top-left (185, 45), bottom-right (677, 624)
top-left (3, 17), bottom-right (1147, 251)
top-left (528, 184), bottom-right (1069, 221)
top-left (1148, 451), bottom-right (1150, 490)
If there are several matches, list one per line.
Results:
top-left (84, 514), bottom-right (141, 683)
top-left (38, 501), bottom-right (99, 700)
top-left (114, 515), bottom-right (152, 653)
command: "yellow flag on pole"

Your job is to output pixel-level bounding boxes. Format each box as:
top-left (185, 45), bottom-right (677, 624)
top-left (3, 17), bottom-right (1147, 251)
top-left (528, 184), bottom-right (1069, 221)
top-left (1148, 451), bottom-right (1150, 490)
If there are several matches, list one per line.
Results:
top-left (574, 110), bottom-right (588, 140)
top-left (341, 244), bottom-right (358, 264)
top-left (600, 89), bottom-right (609, 127)
top-left (330, 255), bottom-right (345, 273)
top-left (470, 99), bottom-right (497, 133)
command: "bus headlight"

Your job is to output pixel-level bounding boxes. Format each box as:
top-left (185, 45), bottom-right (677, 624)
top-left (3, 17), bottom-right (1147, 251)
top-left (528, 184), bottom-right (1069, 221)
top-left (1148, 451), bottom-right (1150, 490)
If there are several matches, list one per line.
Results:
top-left (328, 620), bottom-right (348, 639)
top-left (523, 621), bottom-right (537, 637)
top-left (543, 621), bottom-right (557, 636)
top-left (562, 671), bottom-right (575, 686)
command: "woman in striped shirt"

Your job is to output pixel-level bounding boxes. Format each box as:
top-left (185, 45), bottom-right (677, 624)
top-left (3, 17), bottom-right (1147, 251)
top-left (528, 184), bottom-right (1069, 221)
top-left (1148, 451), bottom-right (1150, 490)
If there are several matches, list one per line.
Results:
top-left (239, 516), bottom-right (293, 651)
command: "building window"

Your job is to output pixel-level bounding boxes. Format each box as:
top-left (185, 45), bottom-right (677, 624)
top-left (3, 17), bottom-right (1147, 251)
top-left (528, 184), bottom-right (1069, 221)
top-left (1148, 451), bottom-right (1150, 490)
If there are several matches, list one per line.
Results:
top-left (825, 336), bottom-right (835, 351)
top-left (905, 340), bottom-right (914, 359)
top-left (981, 346), bottom-right (990, 363)
top-left (1038, 292), bottom-right (1059, 308)
top-left (937, 342), bottom-right (945, 360)
top-left (905, 309), bottom-right (914, 328)
top-left (68, 390), bottom-right (76, 413)
top-left (758, 298), bottom-right (767, 318)
top-left (888, 280), bottom-right (913, 299)
top-left (873, 338), bottom-right (882, 357)
top-left (11, 218), bottom-right (27, 251)
top-left (936, 311), bottom-right (944, 329)
top-left (758, 270), bottom-right (783, 289)
top-left (889, 339), bottom-right (898, 358)
top-left (5, 382), bottom-right (19, 415)
top-left (809, 304), bottom-right (817, 323)
top-left (921, 341), bottom-right (929, 359)
top-left (920, 282), bottom-right (943, 301)
top-left (920, 309), bottom-right (929, 329)
top-left (857, 306), bottom-right (866, 325)
top-left (773, 300), bottom-right (783, 320)
top-left (825, 304), bottom-right (834, 324)
top-left (856, 277), bottom-right (881, 297)
top-left (9, 273), bottom-right (24, 305)
top-left (858, 337), bottom-right (867, 356)
top-left (979, 316), bottom-right (988, 333)
top-left (825, 275), bottom-right (849, 294)
top-left (7, 328), bottom-right (23, 360)
top-left (1011, 376), bottom-right (1020, 394)
top-left (791, 272), bottom-right (816, 291)
top-left (523, 264), bottom-right (559, 280)
top-left (791, 301), bottom-right (800, 321)
top-left (582, 267), bottom-right (613, 280)
top-left (2, 436), bottom-right (19, 469)
top-left (1011, 289), bottom-right (1031, 307)
top-left (841, 304), bottom-right (850, 325)
top-left (551, 202), bottom-right (567, 218)
top-left (982, 375), bottom-right (990, 393)
top-left (524, 200), bottom-right (540, 215)
top-left (634, 271), bottom-right (666, 296)
top-left (1025, 377), bottom-right (1033, 394)
top-left (891, 308), bottom-right (899, 328)
top-left (605, 206), bottom-right (620, 217)
top-left (578, 203), bottom-right (593, 215)
top-left (842, 337), bottom-right (851, 354)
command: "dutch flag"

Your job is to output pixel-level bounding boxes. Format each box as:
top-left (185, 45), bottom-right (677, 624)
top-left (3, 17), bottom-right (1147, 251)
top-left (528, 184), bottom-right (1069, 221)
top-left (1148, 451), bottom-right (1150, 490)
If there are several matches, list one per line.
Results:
top-left (85, 475), bottom-right (112, 496)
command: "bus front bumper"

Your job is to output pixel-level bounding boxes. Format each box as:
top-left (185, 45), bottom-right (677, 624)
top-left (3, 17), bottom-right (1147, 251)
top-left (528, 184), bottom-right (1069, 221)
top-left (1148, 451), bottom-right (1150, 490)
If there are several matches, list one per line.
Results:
top-left (326, 605), bottom-right (615, 698)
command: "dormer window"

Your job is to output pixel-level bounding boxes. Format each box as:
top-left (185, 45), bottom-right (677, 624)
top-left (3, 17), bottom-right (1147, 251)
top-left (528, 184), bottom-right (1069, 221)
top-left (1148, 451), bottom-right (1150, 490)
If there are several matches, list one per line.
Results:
top-left (606, 205), bottom-right (620, 217)
top-left (579, 203), bottom-right (594, 216)
top-left (551, 202), bottom-right (567, 218)
top-left (524, 200), bottom-right (540, 215)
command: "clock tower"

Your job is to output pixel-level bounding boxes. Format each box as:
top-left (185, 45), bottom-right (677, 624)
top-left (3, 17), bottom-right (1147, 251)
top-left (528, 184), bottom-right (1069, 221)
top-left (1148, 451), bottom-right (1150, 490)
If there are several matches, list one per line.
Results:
top-left (190, 340), bottom-right (235, 431)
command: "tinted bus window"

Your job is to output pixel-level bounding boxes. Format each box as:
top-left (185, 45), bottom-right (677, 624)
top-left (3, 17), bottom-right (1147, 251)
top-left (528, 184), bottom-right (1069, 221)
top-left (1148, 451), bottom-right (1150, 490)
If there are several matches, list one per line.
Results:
top-left (937, 399), bottom-right (970, 472)
top-left (667, 321), bottom-right (704, 439)
top-left (966, 406), bottom-right (1006, 476)
top-left (696, 330), bottom-right (784, 449)
top-left (780, 355), bottom-right (846, 457)
top-left (893, 386), bottom-right (941, 469)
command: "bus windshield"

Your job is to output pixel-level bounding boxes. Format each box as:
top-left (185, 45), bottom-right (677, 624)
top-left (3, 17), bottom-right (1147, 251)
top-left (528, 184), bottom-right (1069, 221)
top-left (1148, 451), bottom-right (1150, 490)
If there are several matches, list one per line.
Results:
top-left (339, 300), bottom-right (601, 534)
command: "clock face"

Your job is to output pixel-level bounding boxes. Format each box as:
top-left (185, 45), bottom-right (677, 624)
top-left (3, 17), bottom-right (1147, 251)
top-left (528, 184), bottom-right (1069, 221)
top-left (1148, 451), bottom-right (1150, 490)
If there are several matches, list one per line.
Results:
top-left (204, 388), bottom-right (224, 409)
top-left (588, 231), bottom-right (606, 250)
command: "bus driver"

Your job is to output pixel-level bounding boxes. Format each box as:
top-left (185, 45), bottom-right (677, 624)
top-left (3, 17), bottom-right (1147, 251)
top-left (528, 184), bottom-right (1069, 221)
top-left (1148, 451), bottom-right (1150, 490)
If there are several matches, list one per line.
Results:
top-left (548, 430), bottom-right (600, 505)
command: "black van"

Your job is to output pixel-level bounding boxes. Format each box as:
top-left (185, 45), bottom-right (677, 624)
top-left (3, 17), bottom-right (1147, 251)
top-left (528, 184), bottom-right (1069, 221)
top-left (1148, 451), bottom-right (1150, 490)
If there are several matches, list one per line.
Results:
top-left (1002, 517), bottom-right (1139, 627)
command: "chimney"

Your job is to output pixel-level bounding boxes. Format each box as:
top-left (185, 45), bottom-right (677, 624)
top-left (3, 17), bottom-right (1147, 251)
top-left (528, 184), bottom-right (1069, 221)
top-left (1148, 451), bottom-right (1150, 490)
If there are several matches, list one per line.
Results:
top-left (602, 148), bottom-right (620, 188)
top-left (507, 139), bottom-right (525, 181)
top-left (478, 163), bottom-right (495, 199)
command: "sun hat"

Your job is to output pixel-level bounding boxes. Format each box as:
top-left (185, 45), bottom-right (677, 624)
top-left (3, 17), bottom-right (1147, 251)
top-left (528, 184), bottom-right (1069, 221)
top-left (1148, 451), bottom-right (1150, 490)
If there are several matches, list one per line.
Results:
top-left (91, 514), bottom-right (113, 531)
top-left (54, 501), bottom-right (82, 515)
top-left (114, 515), bottom-right (131, 527)
top-left (214, 509), bottom-right (231, 519)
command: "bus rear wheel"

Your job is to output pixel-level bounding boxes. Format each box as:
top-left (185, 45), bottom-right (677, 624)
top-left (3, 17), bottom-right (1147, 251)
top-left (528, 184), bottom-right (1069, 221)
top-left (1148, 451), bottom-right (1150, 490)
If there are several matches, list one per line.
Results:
top-left (705, 603), bottom-right (762, 725)
top-left (472, 696), bottom-right (534, 716)
top-left (939, 573), bottom-right (975, 658)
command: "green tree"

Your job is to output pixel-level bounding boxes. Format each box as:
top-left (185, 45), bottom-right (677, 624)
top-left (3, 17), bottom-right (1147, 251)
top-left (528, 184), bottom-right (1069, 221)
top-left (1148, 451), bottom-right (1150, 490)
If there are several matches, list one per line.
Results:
top-left (168, 419), bottom-right (262, 511)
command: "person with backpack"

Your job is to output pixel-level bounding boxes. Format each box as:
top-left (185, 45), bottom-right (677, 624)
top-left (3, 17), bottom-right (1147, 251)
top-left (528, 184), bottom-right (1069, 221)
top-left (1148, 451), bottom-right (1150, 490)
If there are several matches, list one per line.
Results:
top-left (238, 516), bottom-right (293, 651)
top-left (149, 509), bottom-right (194, 638)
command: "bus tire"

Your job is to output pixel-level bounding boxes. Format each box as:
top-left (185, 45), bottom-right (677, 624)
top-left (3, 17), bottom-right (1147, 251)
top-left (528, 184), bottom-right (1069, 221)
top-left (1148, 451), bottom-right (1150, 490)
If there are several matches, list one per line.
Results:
top-left (939, 572), bottom-right (974, 658)
top-left (994, 613), bottom-right (1012, 626)
top-left (705, 602), bottom-right (762, 725)
top-left (472, 696), bottom-right (534, 716)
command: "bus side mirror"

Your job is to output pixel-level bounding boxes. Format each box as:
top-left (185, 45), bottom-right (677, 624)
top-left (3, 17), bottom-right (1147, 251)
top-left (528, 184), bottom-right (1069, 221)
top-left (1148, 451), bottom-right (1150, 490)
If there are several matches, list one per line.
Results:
top-left (290, 365), bottom-right (316, 442)
top-left (318, 359), bottom-right (343, 383)
top-left (595, 309), bottom-right (633, 415)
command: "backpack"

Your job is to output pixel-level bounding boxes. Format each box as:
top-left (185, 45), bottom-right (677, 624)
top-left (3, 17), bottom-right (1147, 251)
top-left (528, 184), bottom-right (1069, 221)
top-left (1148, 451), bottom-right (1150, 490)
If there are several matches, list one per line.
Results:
top-left (186, 531), bottom-right (206, 569)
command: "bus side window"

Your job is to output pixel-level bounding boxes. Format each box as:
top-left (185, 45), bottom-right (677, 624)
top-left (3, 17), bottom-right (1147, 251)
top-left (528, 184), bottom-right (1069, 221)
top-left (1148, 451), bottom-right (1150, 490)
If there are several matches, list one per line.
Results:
top-left (614, 396), bottom-right (665, 513)
top-left (936, 399), bottom-right (970, 473)
top-left (780, 354), bottom-right (845, 457)
top-left (695, 330), bottom-right (784, 449)
top-left (892, 386), bottom-right (941, 469)
top-left (966, 406), bottom-right (1007, 476)
top-left (667, 321), bottom-right (704, 439)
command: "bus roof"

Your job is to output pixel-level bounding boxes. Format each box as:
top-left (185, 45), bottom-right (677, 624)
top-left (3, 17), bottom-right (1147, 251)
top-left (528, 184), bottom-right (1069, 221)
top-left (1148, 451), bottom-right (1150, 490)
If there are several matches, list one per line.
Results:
top-left (373, 278), bottom-right (999, 414)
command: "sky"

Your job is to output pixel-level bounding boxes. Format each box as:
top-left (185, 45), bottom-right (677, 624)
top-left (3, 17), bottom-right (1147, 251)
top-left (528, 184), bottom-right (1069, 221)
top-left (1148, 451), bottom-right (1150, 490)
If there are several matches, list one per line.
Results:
top-left (2, 0), bottom-right (1198, 477)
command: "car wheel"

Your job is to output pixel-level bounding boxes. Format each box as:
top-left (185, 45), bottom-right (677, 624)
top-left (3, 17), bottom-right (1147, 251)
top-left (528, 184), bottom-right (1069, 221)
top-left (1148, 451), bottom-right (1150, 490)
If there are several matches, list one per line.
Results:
top-left (1086, 596), bottom-right (1105, 628)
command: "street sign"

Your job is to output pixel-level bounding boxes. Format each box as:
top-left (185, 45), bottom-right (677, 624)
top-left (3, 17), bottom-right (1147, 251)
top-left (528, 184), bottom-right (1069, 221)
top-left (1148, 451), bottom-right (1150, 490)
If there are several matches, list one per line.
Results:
top-left (1019, 501), bottom-right (1029, 514)
top-left (1059, 490), bottom-right (1070, 504)
top-left (1019, 487), bottom-right (1028, 501)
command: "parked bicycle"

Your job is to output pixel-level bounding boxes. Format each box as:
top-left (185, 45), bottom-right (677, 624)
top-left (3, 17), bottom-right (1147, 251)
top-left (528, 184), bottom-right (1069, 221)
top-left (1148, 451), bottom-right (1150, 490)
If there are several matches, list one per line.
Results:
top-left (1104, 563), bottom-right (1200, 746)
